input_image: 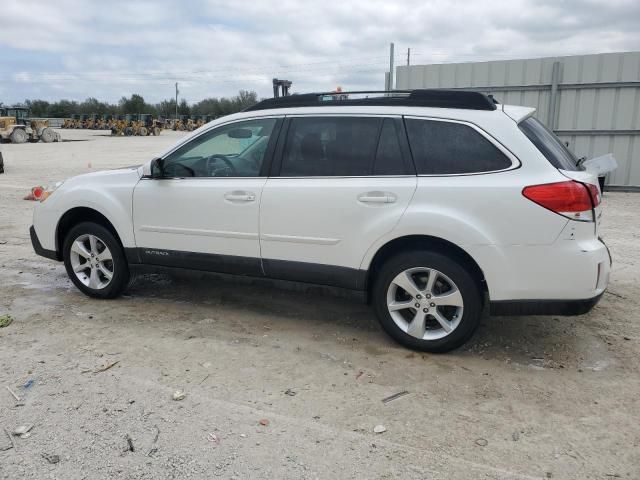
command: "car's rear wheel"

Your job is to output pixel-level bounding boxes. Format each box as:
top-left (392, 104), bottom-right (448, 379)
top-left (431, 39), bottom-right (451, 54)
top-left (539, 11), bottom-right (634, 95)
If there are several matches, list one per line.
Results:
top-left (372, 250), bottom-right (482, 352)
top-left (63, 222), bottom-right (129, 299)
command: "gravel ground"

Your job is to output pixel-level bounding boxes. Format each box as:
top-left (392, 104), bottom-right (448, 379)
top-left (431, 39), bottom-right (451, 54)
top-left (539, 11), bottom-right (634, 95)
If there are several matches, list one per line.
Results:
top-left (0, 129), bottom-right (638, 479)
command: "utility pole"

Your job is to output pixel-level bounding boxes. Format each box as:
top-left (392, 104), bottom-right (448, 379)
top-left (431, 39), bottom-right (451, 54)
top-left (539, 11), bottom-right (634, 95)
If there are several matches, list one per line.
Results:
top-left (407, 47), bottom-right (410, 66)
top-left (175, 82), bottom-right (179, 119)
top-left (389, 42), bottom-right (395, 91)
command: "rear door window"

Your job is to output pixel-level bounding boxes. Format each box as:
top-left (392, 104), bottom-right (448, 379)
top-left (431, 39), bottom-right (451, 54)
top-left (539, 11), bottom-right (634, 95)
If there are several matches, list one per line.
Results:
top-left (405, 118), bottom-right (512, 175)
top-left (519, 116), bottom-right (580, 171)
top-left (279, 116), bottom-right (409, 177)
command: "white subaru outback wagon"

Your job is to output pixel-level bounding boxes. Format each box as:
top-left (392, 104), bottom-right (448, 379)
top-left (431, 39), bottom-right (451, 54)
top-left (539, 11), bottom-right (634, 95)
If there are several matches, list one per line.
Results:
top-left (30, 90), bottom-right (611, 352)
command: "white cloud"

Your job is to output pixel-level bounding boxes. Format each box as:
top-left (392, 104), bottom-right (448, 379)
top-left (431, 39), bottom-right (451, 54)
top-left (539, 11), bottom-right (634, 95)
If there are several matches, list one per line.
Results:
top-left (0, 0), bottom-right (638, 103)
top-left (13, 72), bottom-right (33, 83)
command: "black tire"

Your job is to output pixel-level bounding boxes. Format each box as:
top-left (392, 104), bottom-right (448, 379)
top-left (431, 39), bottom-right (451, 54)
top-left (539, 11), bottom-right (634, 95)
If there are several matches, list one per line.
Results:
top-left (62, 222), bottom-right (130, 299)
top-left (372, 250), bottom-right (482, 353)
top-left (40, 127), bottom-right (55, 143)
top-left (10, 128), bottom-right (28, 144)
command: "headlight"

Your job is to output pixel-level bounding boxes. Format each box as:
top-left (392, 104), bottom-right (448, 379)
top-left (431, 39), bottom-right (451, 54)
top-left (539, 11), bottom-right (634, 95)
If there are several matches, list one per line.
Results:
top-left (39, 181), bottom-right (64, 202)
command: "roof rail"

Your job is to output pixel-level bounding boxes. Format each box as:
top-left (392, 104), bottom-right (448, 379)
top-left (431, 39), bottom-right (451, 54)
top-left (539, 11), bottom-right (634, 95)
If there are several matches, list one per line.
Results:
top-left (245, 89), bottom-right (498, 112)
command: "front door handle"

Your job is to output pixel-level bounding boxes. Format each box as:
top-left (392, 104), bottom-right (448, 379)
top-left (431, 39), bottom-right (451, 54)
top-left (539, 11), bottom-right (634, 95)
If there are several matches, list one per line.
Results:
top-left (358, 191), bottom-right (397, 204)
top-left (224, 191), bottom-right (256, 202)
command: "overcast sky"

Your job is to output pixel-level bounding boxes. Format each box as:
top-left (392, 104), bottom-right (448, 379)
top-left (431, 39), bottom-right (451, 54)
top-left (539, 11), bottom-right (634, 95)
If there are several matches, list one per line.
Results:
top-left (1, 0), bottom-right (638, 105)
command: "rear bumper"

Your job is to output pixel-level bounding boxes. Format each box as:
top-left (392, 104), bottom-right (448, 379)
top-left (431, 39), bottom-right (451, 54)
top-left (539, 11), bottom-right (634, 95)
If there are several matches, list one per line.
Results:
top-left (488, 237), bottom-right (611, 316)
top-left (490, 293), bottom-right (603, 316)
top-left (469, 235), bottom-right (611, 302)
top-left (30, 225), bottom-right (59, 261)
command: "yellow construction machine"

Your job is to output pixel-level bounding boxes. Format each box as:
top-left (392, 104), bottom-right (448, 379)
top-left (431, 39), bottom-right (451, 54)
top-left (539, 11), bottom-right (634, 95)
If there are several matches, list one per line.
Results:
top-left (0, 107), bottom-right (61, 143)
top-left (110, 115), bottom-right (127, 136)
top-left (139, 114), bottom-right (163, 135)
top-left (62, 114), bottom-right (80, 129)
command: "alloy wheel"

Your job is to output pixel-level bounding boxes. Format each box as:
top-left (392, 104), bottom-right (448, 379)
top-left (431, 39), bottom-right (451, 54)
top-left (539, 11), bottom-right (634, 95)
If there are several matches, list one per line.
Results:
top-left (69, 234), bottom-right (114, 290)
top-left (386, 267), bottom-right (464, 340)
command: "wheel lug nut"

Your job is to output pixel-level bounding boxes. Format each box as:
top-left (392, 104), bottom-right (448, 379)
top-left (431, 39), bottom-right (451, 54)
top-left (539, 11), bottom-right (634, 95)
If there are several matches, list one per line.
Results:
top-left (423, 308), bottom-right (429, 313)
top-left (430, 302), bottom-right (436, 307)
top-left (414, 303), bottom-right (420, 308)
top-left (416, 294), bottom-right (422, 299)
top-left (426, 294), bottom-right (431, 299)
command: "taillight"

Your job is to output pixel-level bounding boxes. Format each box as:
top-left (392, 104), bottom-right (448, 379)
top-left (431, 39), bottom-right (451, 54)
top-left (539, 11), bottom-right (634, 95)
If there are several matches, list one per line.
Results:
top-left (585, 183), bottom-right (601, 208)
top-left (522, 181), bottom-right (595, 222)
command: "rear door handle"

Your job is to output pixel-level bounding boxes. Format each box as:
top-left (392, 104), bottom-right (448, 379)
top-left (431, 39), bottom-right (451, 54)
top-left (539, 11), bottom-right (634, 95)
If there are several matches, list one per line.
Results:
top-left (358, 191), bottom-right (397, 204)
top-left (224, 191), bottom-right (256, 202)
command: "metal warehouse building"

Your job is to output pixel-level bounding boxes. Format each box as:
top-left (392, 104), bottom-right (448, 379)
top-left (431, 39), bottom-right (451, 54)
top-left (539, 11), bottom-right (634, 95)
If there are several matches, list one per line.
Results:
top-left (395, 51), bottom-right (640, 189)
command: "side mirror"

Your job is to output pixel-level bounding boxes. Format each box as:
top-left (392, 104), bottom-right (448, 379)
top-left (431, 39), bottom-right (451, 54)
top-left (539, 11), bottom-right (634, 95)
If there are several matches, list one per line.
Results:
top-left (149, 157), bottom-right (165, 178)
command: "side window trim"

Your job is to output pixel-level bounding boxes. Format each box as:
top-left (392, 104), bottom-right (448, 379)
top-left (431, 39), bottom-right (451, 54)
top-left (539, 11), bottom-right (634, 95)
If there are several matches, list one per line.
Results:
top-left (269, 114), bottom-right (415, 178)
top-left (159, 115), bottom-right (284, 179)
top-left (268, 117), bottom-right (291, 177)
top-left (258, 117), bottom-right (284, 177)
top-left (394, 117), bottom-right (417, 176)
top-left (402, 115), bottom-right (521, 176)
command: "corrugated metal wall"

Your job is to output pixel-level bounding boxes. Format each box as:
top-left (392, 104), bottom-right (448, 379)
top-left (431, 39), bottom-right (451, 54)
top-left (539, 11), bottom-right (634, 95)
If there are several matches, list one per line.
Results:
top-left (396, 52), bottom-right (640, 187)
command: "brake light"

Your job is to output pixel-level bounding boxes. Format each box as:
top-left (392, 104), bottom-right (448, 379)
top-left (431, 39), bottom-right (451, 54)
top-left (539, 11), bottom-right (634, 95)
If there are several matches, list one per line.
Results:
top-left (522, 181), bottom-right (594, 222)
top-left (585, 183), bottom-right (601, 208)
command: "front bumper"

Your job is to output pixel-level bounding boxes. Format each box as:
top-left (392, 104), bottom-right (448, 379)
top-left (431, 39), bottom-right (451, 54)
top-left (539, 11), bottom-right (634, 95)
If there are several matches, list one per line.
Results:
top-left (30, 225), bottom-right (59, 261)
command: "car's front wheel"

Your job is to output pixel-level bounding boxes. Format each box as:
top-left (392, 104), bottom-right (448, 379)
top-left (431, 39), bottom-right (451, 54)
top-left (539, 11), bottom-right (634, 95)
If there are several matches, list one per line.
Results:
top-left (63, 222), bottom-right (129, 299)
top-left (372, 250), bottom-right (482, 352)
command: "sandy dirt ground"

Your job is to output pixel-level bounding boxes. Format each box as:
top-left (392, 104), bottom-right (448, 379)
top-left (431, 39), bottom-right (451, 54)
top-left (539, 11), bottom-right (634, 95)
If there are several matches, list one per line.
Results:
top-left (0, 129), bottom-right (638, 480)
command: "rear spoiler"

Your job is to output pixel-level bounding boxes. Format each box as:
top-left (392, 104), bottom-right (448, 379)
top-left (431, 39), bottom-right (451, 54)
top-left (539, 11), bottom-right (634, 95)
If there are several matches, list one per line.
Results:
top-left (502, 105), bottom-right (536, 123)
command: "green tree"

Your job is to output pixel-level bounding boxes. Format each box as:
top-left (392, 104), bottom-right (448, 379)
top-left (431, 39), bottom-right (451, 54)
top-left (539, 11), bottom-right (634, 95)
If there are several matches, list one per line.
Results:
top-left (78, 97), bottom-right (112, 115)
top-left (119, 94), bottom-right (146, 114)
top-left (19, 89), bottom-right (260, 118)
top-left (48, 100), bottom-right (79, 118)
top-left (24, 99), bottom-right (51, 117)
top-left (155, 99), bottom-right (177, 118)
top-left (191, 98), bottom-right (220, 116)
top-left (234, 89), bottom-right (258, 109)
top-left (177, 98), bottom-right (190, 116)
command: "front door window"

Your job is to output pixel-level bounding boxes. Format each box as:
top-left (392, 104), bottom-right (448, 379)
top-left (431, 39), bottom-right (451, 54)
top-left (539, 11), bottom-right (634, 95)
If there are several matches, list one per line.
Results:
top-left (157, 118), bottom-right (278, 178)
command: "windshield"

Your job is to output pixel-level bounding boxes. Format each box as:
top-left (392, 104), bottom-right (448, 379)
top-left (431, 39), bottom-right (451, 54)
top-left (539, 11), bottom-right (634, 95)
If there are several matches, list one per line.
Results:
top-left (8, 109), bottom-right (29, 120)
top-left (519, 116), bottom-right (581, 171)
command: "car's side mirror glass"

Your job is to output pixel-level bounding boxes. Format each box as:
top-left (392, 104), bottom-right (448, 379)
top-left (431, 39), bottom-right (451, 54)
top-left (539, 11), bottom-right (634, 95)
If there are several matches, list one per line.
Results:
top-left (150, 157), bottom-right (165, 178)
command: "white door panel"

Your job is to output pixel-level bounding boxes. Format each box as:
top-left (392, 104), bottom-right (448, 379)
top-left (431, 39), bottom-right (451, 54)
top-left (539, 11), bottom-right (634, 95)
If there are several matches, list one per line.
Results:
top-left (260, 177), bottom-right (417, 269)
top-left (133, 177), bottom-right (266, 258)
top-left (132, 116), bottom-right (280, 273)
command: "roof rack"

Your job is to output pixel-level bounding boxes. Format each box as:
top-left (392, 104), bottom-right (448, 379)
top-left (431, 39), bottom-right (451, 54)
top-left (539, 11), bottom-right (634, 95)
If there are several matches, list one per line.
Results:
top-left (245, 89), bottom-right (498, 112)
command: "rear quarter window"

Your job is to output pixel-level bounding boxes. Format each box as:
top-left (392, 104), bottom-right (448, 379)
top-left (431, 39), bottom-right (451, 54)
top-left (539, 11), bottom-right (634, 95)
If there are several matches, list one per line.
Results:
top-left (405, 118), bottom-right (512, 175)
top-left (518, 117), bottom-right (580, 171)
